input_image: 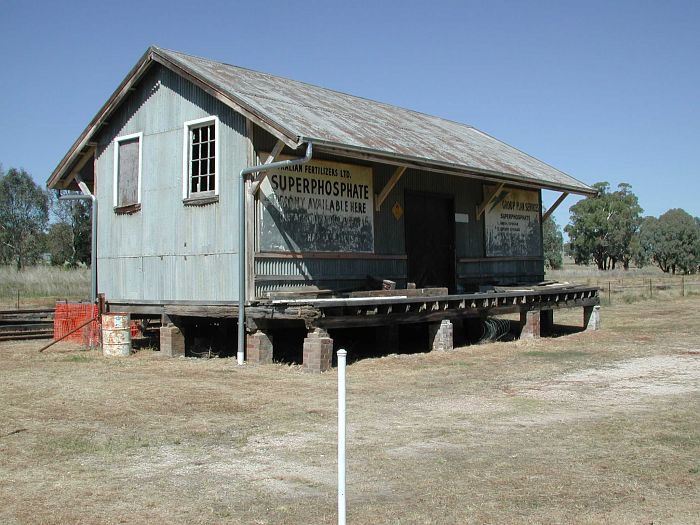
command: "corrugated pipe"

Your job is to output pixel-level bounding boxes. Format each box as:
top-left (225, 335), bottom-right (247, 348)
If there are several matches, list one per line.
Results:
top-left (237, 142), bottom-right (313, 365)
top-left (58, 175), bottom-right (97, 303)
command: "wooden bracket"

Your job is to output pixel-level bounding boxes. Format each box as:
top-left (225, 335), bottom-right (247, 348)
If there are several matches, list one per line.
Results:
top-left (250, 139), bottom-right (286, 194)
top-left (66, 146), bottom-right (96, 189)
top-left (542, 192), bottom-right (569, 222)
top-left (375, 166), bottom-right (406, 212)
top-left (476, 183), bottom-right (505, 219)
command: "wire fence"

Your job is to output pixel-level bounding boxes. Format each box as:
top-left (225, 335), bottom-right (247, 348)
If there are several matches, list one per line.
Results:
top-left (579, 275), bottom-right (700, 305)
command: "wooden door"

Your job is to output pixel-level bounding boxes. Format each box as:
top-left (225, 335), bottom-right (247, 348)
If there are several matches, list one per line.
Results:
top-left (404, 192), bottom-right (455, 291)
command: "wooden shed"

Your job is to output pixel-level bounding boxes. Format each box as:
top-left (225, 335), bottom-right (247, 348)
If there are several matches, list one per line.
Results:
top-left (48, 47), bottom-right (600, 368)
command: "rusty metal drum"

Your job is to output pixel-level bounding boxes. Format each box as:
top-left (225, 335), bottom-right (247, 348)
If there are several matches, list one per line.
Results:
top-left (101, 312), bottom-right (131, 357)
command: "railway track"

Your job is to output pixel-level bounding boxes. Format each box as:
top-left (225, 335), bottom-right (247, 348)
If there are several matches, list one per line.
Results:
top-left (0, 309), bottom-right (55, 341)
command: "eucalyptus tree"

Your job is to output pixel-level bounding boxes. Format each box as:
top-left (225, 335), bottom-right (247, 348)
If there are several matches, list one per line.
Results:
top-left (565, 182), bottom-right (643, 270)
top-left (0, 168), bottom-right (49, 269)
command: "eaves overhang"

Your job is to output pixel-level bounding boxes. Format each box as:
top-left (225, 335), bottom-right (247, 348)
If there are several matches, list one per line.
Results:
top-left (304, 137), bottom-right (597, 197)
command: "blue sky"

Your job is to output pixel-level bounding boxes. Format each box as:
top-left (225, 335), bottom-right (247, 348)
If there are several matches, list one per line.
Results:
top-left (1, 0), bottom-right (698, 231)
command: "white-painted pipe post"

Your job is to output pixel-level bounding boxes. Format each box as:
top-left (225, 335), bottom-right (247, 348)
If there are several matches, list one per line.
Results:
top-left (337, 349), bottom-right (347, 525)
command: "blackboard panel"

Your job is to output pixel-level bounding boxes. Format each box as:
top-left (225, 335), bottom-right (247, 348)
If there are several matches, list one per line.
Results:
top-left (258, 157), bottom-right (374, 253)
top-left (484, 186), bottom-right (541, 257)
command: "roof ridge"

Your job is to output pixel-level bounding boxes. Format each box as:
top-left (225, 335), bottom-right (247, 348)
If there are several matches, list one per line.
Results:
top-left (156, 46), bottom-right (477, 132)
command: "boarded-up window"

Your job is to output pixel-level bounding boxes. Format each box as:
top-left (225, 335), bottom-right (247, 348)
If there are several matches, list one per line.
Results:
top-left (114, 133), bottom-right (141, 208)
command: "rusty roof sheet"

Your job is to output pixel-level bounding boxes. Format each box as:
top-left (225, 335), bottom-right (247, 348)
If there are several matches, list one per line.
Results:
top-left (49, 46), bottom-right (593, 195)
top-left (156, 47), bottom-right (593, 194)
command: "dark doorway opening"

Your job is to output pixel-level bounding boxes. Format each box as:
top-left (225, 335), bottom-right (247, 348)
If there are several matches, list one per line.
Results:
top-left (404, 192), bottom-right (456, 291)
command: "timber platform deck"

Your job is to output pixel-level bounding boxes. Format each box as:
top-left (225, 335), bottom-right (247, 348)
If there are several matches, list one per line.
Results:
top-left (108, 283), bottom-right (600, 330)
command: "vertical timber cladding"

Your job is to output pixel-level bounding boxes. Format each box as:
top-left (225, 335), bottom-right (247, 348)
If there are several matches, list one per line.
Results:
top-left (484, 185), bottom-right (542, 257)
top-left (258, 155), bottom-right (374, 252)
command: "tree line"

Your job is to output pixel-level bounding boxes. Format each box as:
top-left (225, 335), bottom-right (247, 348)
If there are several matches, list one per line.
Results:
top-left (544, 181), bottom-right (700, 274)
top-left (0, 165), bottom-right (91, 269)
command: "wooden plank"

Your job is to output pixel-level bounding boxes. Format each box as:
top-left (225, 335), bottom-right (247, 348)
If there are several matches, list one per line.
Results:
top-left (255, 252), bottom-right (407, 260)
top-left (67, 146), bottom-right (96, 187)
top-left (255, 274), bottom-right (405, 283)
top-left (374, 166), bottom-right (406, 211)
top-left (542, 192), bottom-right (569, 222)
top-left (245, 119), bottom-right (257, 302)
top-left (458, 256), bottom-right (543, 263)
top-left (476, 183), bottom-right (505, 219)
top-left (349, 287), bottom-right (448, 298)
top-left (250, 140), bottom-right (286, 194)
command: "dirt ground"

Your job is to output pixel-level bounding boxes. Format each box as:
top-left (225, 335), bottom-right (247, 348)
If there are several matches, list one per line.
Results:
top-left (1, 298), bottom-right (698, 524)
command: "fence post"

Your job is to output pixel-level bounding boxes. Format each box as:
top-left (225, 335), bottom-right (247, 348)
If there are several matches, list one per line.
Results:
top-left (608, 281), bottom-right (611, 304)
top-left (682, 276), bottom-right (685, 297)
top-left (16, 290), bottom-right (20, 310)
top-left (338, 349), bottom-right (347, 525)
top-left (649, 279), bottom-right (653, 298)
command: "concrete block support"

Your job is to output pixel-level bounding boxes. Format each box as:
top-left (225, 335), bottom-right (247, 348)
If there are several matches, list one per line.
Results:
top-left (246, 331), bottom-right (273, 364)
top-left (375, 325), bottom-right (399, 353)
top-left (541, 309), bottom-right (554, 336)
top-left (584, 305), bottom-right (601, 331)
top-left (429, 319), bottom-right (453, 352)
top-left (160, 325), bottom-right (185, 357)
top-left (520, 310), bottom-right (541, 339)
top-left (303, 328), bottom-right (333, 373)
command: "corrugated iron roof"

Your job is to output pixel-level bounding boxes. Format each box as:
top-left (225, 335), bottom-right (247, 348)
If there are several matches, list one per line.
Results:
top-left (50, 46), bottom-right (594, 195)
top-left (156, 47), bottom-right (593, 194)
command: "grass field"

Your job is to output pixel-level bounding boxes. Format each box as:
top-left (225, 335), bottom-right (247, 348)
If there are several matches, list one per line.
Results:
top-left (1, 297), bottom-right (698, 524)
top-left (0, 266), bottom-right (90, 309)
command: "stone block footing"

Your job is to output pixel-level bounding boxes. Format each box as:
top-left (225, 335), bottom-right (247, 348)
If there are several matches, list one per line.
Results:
top-left (520, 310), bottom-right (541, 339)
top-left (247, 331), bottom-right (273, 364)
top-left (160, 325), bottom-right (185, 357)
top-left (584, 305), bottom-right (601, 331)
top-left (303, 328), bottom-right (333, 373)
top-left (429, 320), bottom-right (453, 352)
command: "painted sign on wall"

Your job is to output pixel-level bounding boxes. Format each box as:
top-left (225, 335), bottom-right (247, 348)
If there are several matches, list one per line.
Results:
top-left (258, 156), bottom-right (374, 252)
top-left (484, 186), bottom-right (541, 257)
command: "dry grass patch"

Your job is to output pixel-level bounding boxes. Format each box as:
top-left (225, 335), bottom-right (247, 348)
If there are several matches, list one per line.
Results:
top-left (0, 265), bottom-right (89, 308)
top-left (1, 298), bottom-right (699, 524)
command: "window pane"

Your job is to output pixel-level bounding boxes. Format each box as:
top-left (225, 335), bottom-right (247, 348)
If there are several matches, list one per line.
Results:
top-left (188, 122), bottom-right (216, 195)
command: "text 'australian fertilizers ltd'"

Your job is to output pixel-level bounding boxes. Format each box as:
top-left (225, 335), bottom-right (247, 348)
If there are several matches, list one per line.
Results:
top-left (270, 171), bottom-right (370, 214)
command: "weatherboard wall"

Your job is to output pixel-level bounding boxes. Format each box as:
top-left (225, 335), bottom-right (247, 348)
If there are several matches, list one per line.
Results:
top-left (94, 64), bottom-right (248, 302)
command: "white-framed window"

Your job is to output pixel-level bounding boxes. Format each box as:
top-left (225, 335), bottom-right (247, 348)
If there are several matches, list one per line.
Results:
top-left (113, 132), bottom-right (143, 210)
top-left (183, 116), bottom-right (219, 200)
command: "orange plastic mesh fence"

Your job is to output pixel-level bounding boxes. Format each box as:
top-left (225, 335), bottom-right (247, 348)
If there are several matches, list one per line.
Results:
top-left (53, 304), bottom-right (141, 346)
top-left (53, 303), bottom-right (100, 346)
